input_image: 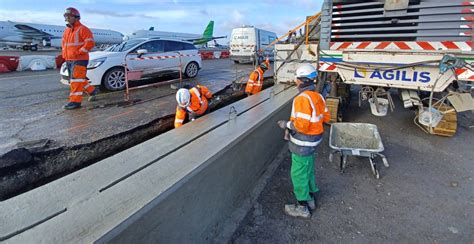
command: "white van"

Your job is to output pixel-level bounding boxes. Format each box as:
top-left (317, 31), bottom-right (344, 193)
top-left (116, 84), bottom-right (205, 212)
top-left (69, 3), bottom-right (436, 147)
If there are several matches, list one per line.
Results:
top-left (230, 26), bottom-right (277, 64)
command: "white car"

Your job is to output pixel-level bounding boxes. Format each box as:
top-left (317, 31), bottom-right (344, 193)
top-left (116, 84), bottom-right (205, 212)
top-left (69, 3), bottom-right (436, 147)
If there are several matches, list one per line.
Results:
top-left (60, 38), bottom-right (202, 91)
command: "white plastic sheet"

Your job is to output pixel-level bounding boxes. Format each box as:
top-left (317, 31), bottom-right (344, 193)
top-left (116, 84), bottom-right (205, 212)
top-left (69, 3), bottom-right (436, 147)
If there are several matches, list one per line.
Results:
top-left (17, 55), bottom-right (56, 71)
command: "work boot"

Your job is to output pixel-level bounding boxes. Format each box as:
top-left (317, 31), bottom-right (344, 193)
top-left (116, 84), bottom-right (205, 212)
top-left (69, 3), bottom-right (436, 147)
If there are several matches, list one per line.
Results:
top-left (63, 102), bottom-right (81, 110)
top-left (308, 193), bottom-right (318, 210)
top-left (307, 197), bottom-right (316, 211)
top-left (284, 204), bottom-right (311, 219)
top-left (88, 88), bottom-right (99, 102)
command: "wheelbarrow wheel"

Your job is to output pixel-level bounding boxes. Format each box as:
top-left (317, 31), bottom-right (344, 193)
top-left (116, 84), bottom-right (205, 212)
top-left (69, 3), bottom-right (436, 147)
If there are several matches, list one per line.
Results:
top-left (369, 157), bottom-right (380, 179)
top-left (340, 155), bottom-right (347, 174)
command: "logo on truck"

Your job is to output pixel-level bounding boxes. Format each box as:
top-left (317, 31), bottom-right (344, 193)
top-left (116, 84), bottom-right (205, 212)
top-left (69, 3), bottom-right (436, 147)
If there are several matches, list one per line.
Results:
top-left (233, 36), bottom-right (248, 40)
top-left (354, 69), bottom-right (431, 83)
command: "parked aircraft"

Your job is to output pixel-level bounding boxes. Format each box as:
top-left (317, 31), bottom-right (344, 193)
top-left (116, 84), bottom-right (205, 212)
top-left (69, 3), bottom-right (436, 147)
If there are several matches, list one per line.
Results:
top-left (0, 20), bottom-right (124, 51)
top-left (127, 20), bottom-right (226, 46)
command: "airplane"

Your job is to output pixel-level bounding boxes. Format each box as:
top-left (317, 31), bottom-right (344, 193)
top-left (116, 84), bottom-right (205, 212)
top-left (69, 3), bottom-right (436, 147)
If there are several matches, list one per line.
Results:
top-left (0, 20), bottom-right (124, 51)
top-left (127, 20), bottom-right (226, 46)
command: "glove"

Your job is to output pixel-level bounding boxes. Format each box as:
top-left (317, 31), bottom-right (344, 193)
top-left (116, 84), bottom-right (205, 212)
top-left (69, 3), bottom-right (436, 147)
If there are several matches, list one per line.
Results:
top-left (277, 120), bottom-right (287, 129)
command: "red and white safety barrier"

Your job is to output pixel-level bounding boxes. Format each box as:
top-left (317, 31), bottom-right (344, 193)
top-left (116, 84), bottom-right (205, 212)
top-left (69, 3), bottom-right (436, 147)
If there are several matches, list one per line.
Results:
top-left (0, 56), bottom-right (19, 73)
top-left (128, 53), bottom-right (200, 61)
top-left (330, 41), bottom-right (473, 51)
top-left (230, 44), bottom-right (255, 48)
top-left (198, 50), bottom-right (230, 60)
top-left (123, 52), bottom-right (190, 101)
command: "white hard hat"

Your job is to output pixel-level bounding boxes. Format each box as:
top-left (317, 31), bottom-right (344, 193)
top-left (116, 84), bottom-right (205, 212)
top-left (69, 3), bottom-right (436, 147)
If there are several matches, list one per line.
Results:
top-left (295, 64), bottom-right (318, 80)
top-left (176, 88), bottom-right (191, 107)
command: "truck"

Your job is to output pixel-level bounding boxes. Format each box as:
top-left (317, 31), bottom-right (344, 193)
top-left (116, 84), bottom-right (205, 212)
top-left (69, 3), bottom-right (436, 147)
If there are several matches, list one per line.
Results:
top-left (274, 0), bottom-right (474, 136)
top-left (230, 25), bottom-right (277, 64)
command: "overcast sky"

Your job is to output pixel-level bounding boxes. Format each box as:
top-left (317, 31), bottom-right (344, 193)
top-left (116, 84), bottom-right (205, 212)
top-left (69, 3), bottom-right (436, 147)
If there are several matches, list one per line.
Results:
top-left (0, 0), bottom-right (323, 44)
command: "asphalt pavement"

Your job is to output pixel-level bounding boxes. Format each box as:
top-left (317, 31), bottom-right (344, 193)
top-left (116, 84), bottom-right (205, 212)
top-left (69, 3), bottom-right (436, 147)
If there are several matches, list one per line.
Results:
top-left (0, 58), bottom-right (269, 199)
top-left (0, 59), bottom-right (256, 156)
top-left (232, 93), bottom-right (474, 242)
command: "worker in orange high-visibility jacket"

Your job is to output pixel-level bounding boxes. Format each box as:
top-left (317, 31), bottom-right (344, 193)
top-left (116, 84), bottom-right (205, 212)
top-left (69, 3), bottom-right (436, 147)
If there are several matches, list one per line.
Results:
top-left (277, 64), bottom-right (330, 219)
top-left (245, 58), bottom-right (270, 96)
top-left (174, 85), bottom-right (213, 128)
top-left (62, 7), bottom-right (98, 110)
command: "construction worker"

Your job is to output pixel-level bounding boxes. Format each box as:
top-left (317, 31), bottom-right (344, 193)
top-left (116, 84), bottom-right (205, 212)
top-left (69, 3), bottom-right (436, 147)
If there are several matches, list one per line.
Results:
top-left (245, 57), bottom-right (270, 96)
top-left (277, 64), bottom-right (330, 219)
top-left (62, 7), bottom-right (98, 110)
top-left (175, 85), bottom-right (213, 128)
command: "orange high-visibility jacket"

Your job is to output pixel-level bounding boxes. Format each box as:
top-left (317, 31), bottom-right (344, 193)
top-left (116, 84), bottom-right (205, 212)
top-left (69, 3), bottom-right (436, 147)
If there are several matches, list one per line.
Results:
top-left (175, 85), bottom-right (213, 128)
top-left (62, 21), bottom-right (95, 61)
top-left (245, 59), bottom-right (270, 95)
top-left (288, 90), bottom-right (330, 136)
top-left (245, 67), bottom-right (264, 95)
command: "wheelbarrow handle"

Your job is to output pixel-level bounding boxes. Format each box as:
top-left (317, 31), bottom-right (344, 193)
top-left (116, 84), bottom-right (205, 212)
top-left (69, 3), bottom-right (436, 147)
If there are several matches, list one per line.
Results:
top-left (375, 153), bottom-right (389, 168)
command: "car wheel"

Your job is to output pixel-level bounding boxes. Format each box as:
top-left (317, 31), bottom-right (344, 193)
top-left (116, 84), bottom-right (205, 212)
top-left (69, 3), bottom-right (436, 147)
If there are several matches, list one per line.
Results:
top-left (103, 67), bottom-right (126, 91)
top-left (233, 60), bottom-right (239, 64)
top-left (184, 62), bottom-right (199, 78)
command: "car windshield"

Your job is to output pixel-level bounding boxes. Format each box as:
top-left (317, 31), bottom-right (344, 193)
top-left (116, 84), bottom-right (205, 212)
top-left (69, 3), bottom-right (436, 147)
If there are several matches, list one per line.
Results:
top-left (106, 39), bottom-right (144, 52)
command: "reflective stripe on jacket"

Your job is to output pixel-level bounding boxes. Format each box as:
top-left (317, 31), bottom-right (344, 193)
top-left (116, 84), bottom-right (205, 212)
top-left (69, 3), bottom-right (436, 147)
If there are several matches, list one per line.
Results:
top-left (245, 67), bottom-right (264, 95)
top-left (62, 21), bottom-right (95, 61)
top-left (286, 89), bottom-right (330, 155)
top-left (174, 85), bottom-right (213, 128)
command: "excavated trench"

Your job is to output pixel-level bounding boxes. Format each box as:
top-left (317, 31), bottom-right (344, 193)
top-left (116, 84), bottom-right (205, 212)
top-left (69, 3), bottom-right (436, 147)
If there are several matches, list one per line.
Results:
top-left (0, 80), bottom-right (275, 201)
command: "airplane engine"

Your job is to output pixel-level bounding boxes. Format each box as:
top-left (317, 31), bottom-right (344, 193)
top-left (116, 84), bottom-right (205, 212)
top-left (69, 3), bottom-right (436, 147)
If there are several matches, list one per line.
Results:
top-left (42, 38), bottom-right (62, 48)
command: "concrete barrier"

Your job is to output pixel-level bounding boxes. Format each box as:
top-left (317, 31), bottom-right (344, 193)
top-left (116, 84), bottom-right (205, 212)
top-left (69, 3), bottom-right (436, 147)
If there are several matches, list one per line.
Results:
top-left (0, 84), bottom-right (296, 243)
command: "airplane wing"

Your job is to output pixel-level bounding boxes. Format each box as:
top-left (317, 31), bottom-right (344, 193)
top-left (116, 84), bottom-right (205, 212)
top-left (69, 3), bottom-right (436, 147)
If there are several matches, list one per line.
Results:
top-left (13, 23), bottom-right (55, 39)
top-left (185, 35), bottom-right (227, 42)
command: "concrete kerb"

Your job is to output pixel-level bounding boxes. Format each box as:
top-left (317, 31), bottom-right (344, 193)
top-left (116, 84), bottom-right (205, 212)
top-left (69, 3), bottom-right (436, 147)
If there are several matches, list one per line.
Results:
top-left (1, 84), bottom-right (297, 243)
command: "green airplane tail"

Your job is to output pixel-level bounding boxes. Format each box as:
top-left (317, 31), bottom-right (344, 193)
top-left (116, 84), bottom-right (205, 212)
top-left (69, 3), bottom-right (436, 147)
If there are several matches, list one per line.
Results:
top-left (202, 21), bottom-right (214, 40)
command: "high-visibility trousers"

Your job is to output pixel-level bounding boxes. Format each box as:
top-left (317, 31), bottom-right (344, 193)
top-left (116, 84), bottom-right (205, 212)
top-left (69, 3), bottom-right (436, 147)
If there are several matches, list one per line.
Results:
top-left (291, 153), bottom-right (319, 201)
top-left (66, 60), bottom-right (95, 103)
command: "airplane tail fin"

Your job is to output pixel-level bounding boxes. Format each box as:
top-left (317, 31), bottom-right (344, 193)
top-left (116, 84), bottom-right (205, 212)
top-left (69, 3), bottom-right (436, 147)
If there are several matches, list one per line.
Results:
top-left (201, 21), bottom-right (214, 39)
top-left (149, 27), bottom-right (154, 31)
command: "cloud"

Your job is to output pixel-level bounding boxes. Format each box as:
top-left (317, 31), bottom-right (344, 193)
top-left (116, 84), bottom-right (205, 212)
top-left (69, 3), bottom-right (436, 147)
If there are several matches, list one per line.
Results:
top-left (0, 1), bottom-right (322, 44)
top-left (112, 0), bottom-right (184, 4)
top-left (144, 10), bottom-right (188, 20)
top-left (78, 0), bottom-right (96, 4)
top-left (199, 9), bottom-right (210, 17)
top-left (232, 10), bottom-right (244, 23)
top-left (85, 9), bottom-right (158, 19)
top-left (0, 10), bottom-right (63, 25)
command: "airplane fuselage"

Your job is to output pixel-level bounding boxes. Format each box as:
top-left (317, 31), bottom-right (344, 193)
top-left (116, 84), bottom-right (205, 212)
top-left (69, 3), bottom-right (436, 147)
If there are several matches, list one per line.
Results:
top-left (0, 21), bottom-right (123, 48)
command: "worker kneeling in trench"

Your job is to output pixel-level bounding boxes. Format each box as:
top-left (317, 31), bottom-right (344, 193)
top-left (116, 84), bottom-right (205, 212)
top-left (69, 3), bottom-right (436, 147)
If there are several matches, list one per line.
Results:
top-left (174, 85), bottom-right (214, 128)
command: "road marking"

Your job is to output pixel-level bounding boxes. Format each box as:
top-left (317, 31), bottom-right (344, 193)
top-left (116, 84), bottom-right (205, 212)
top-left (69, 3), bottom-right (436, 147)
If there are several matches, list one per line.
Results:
top-left (65, 123), bottom-right (90, 132)
top-left (106, 110), bottom-right (136, 120)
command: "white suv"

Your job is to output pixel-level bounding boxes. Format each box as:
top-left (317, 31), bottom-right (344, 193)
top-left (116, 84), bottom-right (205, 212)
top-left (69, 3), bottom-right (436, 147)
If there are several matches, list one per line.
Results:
top-left (60, 38), bottom-right (202, 91)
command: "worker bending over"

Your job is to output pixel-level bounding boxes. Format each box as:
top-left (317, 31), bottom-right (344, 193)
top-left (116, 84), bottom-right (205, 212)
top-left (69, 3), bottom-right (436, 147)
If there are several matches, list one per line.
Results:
top-left (245, 58), bottom-right (270, 96)
top-left (174, 85), bottom-right (213, 128)
top-left (277, 64), bottom-right (330, 219)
